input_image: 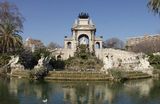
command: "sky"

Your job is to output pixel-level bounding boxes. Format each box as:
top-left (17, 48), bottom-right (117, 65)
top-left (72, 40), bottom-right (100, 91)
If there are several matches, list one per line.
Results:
top-left (6, 0), bottom-right (160, 46)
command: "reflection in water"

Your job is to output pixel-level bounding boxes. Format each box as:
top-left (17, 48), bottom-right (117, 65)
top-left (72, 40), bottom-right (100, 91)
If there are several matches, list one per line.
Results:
top-left (0, 78), bottom-right (19, 104)
top-left (124, 79), bottom-right (153, 96)
top-left (0, 78), bottom-right (160, 104)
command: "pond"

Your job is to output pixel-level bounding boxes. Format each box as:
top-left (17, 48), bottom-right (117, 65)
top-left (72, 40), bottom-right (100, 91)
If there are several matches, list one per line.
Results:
top-left (0, 78), bottom-right (160, 104)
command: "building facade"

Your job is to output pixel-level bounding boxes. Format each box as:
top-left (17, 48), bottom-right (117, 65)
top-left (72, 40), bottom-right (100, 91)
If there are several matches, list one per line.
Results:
top-left (24, 37), bottom-right (44, 52)
top-left (126, 34), bottom-right (160, 50)
top-left (54, 13), bottom-right (103, 60)
top-left (52, 13), bottom-right (144, 64)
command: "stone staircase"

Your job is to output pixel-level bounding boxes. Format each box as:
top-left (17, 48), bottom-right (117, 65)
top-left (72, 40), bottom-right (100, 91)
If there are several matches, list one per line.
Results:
top-left (45, 71), bottom-right (111, 81)
top-left (9, 70), bottom-right (152, 81)
top-left (10, 70), bottom-right (30, 78)
top-left (125, 71), bottom-right (152, 79)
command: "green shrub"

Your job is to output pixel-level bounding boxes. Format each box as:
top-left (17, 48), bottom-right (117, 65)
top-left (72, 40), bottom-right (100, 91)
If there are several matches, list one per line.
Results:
top-left (19, 49), bottom-right (37, 69)
top-left (65, 45), bottom-right (103, 71)
top-left (0, 54), bottom-right (11, 68)
top-left (19, 48), bottom-right (53, 70)
top-left (148, 54), bottom-right (160, 69)
top-left (29, 67), bottom-right (49, 80)
top-left (33, 48), bottom-right (51, 61)
top-left (49, 58), bottom-right (65, 71)
top-left (108, 69), bottom-right (127, 81)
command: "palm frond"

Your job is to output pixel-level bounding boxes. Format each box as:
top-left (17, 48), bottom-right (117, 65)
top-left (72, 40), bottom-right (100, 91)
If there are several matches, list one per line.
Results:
top-left (148, 0), bottom-right (160, 15)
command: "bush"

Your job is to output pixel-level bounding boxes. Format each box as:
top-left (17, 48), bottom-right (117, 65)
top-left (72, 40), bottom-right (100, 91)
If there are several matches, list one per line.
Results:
top-left (49, 58), bottom-right (65, 71)
top-left (30, 67), bottom-right (49, 80)
top-left (108, 69), bottom-right (127, 82)
top-left (0, 54), bottom-right (11, 68)
top-left (19, 49), bottom-right (37, 69)
top-left (65, 45), bottom-right (103, 71)
top-left (19, 48), bottom-right (52, 70)
top-left (33, 48), bottom-right (51, 61)
top-left (148, 54), bottom-right (160, 69)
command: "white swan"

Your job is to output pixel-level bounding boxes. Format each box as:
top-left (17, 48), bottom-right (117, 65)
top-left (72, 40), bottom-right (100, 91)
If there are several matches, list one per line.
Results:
top-left (42, 98), bottom-right (48, 103)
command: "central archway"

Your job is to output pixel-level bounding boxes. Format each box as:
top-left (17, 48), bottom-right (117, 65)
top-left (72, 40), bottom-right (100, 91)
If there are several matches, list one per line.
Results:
top-left (78, 34), bottom-right (89, 45)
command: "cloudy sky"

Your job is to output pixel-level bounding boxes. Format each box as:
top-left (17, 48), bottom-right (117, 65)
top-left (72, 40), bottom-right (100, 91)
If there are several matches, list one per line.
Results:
top-left (7, 0), bottom-right (160, 46)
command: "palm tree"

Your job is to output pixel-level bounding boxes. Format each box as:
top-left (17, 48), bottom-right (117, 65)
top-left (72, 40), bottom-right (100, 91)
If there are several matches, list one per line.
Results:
top-left (148, 0), bottom-right (160, 15)
top-left (0, 20), bottom-right (23, 53)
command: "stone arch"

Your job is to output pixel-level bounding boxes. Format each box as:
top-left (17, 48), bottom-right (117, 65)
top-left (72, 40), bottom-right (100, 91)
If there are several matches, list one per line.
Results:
top-left (78, 34), bottom-right (89, 45)
top-left (95, 42), bottom-right (100, 49)
top-left (57, 55), bottom-right (62, 60)
top-left (67, 42), bottom-right (72, 49)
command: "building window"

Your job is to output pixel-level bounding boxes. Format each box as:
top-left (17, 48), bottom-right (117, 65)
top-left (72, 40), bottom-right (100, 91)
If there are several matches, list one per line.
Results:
top-left (67, 42), bottom-right (72, 49)
top-left (95, 42), bottom-right (100, 49)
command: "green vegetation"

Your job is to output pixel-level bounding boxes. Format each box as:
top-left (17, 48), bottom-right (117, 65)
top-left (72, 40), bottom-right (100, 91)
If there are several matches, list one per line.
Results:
top-left (65, 45), bottom-right (103, 71)
top-left (0, 1), bottom-right (159, 81)
top-left (103, 37), bottom-right (124, 49)
top-left (0, 1), bottom-right (24, 54)
top-left (148, 0), bottom-right (160, 15)
top-left (0, 54), bottom-right (11, 75)
top-left (30, 67), bottom-right (49, 80)
top-left (108, 69), bottom-right (152, 82)
top-left (17, 48), bottom-right (51, 70)
top-left (0, 53), bottom-right (11, 68)
top-left (109, 69), bottom-right (126, 79)
top-left (148, 54), bottom-right (160, 69)
top-left (0, 20), bottom-right (23, 53)
top-left (0, 1), bottom-right (24, 75)
top-left (50, 58), bottom-right (65, 71)
top-left (19, 48), bottom-right (65, 79)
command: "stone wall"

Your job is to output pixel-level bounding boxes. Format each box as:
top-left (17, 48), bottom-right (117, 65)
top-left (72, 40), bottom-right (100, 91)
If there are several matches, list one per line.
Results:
top-left (50, 48), bottom-right (75, 60)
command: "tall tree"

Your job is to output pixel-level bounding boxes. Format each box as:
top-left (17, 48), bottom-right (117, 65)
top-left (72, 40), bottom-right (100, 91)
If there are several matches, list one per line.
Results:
top-left (0, 1), bottom-right (24, 29)
top-left (148, 0), bottom-right (160, 15)
top-left (47, 42), bottom-right (61, 49)
top-left (0, 20), bottom-right (23, 53)
top-left (103, 37), bottom-right (124, 49)
top-left (0, 1), bottom-right (24, 53)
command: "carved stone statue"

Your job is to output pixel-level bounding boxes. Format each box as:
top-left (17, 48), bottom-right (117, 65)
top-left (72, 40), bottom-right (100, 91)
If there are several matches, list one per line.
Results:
top-left (34, 55), bottom-right (51, 70)
top-left (134, 56), bottom-right (153, 75)
top-left (34, 55), bottom-right (45, 69)
top-left (80, 37), bottom-right (87, 45)
top-left (32, 55), bottom-right (52, 79)
top-left (104, 55), bottom-right (114, 69)
top-left (101, 54), bottom-right (114, 74)
top-left (7, 56), bottom-right (24, 74)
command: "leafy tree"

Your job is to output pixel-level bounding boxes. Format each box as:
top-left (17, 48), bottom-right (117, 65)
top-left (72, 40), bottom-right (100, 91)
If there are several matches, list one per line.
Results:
top-left (33, 48), bottom-right (51, 61)
top-left (148, 0), bottom-right (160, 15)
top-left (75, 44), bottom-right (90, 59)
top-left (19, 49), bottom-right (37, 69)
top-left (0, 1), bottom-right (24, 53)
top-left (0, 1), bottom-right (24, 29)
top-left (0, 20), bottom-right (23, 53)
top-left (47, 42), bottom-right (61, 49)
top-left (148, 54), bottom-right (160, 69)
top-left (0, 53), bottom-right (11, 68)
top-left (49, 58), bottom-right (65, 70)
top-left (103, 37), bottom-right (124, 49)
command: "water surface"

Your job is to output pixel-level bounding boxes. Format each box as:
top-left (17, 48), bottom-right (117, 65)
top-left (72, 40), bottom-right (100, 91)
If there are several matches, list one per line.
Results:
top-left (0, 78), bottom-right (160, 104)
